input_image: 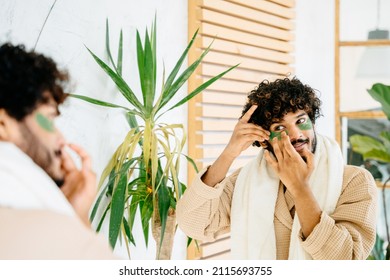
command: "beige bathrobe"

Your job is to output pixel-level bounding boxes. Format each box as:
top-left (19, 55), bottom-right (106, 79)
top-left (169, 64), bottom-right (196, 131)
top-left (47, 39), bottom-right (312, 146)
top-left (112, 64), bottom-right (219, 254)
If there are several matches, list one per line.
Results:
top-left (0, 142), bottom-right (116, 260)
top-left (177, 165), bottom-right (377, 259)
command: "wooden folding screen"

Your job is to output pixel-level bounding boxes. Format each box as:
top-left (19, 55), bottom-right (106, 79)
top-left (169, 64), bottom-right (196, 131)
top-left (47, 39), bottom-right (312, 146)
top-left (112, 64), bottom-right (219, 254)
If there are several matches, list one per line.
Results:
top-left (187, 0), bottom-right (295, 260)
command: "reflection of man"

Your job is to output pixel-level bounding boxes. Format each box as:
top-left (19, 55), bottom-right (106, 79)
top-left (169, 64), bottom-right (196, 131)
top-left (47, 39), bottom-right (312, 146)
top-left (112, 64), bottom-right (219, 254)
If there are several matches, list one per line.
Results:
top-left (177, 77), bottom-right (377, 259)
top-left (0, 43), bottom-right (116, 259)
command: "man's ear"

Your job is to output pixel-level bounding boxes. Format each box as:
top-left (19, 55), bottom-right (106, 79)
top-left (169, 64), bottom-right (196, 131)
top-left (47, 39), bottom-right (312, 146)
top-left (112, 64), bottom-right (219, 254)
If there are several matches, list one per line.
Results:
top-left (0, 109), bottom-right (15, 141)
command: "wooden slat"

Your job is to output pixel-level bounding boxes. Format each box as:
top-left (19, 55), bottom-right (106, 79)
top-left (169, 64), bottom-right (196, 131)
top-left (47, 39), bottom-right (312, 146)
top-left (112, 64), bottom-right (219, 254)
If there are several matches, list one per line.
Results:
top-left (201, 91), bottom-right (247, 106)
top-left (199, 0), bottom-right (294, 30)
top-left (203, 50), bottom-right (293, 75)
top-left (202, 63), bottom-right (292, 84)
top-left (197, 133), bottom-right (233, 145)
top-left (202, 251), bottom-right (231, 260)
top-left (199, 9), bottom-right (293, 41)
top-left (198, 119), bottom-right (237, 131)
top-left (228, 0), bottom-right (295, 19)
top-left (198, 104), bottom-right (243, 119)
top-left (201, 78), bottom-right (258, 94)
top-left (202, 36), bottom-right (294, 64)
top-left (269, 0), bottom-right (295, 8)
top-left (187, 0), bottom-right (204, 227)
top-left (238, 0), bottom-right (293, 18)
top-left (201, 23), bottom-right (294, 52)
top-left (201, 237), bottom-right (231, 256)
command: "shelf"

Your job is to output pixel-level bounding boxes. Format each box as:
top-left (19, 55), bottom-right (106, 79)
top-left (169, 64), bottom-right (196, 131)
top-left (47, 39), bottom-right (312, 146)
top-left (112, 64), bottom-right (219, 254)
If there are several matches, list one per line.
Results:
top-left (339, 40), bottom-right (390, 47)
top-left (376, 180), bottom-right (390, 189)
top-left (338, 111), bottom-right (386, 119)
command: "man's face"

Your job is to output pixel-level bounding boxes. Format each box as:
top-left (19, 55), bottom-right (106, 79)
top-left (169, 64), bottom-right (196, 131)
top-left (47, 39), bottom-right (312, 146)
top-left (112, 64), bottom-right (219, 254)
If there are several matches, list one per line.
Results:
top-left (12, 101), bottom-right (66, 186)
top-left (267, 110), bottom-right (316, 156)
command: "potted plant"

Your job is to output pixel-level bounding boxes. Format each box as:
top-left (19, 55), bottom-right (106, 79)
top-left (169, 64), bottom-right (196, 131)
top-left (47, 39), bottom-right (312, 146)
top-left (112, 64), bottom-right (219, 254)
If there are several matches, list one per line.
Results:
top-left (71, 18), bottom-right (237, 259)
top-left (349, 83), bottom-right (390, 260)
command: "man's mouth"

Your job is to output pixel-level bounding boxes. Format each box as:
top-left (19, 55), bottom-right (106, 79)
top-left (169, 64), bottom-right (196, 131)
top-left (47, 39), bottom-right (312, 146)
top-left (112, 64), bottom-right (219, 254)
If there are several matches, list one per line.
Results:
top-left (54, 149), bottom-right (62, 158)
top-left (291, 139), bottom-right (309, 151)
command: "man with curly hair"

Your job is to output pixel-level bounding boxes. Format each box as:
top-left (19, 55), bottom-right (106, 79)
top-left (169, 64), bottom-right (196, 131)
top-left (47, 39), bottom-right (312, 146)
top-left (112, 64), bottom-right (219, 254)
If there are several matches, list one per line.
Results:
top-left (0, 43), bottom-right (116, 259)
top-left (177, 77), bottom-right (377, 260)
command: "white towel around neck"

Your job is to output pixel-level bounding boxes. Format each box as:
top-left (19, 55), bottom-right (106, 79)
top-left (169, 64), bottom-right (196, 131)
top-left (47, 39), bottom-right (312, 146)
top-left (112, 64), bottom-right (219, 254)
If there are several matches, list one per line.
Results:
top-left (0, 141), bottom-right (75, 216)
top-left (230, 134), bottom-right (344, 259)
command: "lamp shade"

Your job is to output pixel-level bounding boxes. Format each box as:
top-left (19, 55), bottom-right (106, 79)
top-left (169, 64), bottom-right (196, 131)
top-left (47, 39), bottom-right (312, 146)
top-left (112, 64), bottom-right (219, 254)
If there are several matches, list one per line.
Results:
top-left (356, 29), bottom-right (390, 78)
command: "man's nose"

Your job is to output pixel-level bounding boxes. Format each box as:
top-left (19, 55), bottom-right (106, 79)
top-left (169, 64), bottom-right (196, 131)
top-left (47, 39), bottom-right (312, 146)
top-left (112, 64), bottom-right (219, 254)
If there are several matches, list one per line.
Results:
top-left (288, 125), bottom-right (303, 141)
top-left (56, 129), bottom-right (66, 147)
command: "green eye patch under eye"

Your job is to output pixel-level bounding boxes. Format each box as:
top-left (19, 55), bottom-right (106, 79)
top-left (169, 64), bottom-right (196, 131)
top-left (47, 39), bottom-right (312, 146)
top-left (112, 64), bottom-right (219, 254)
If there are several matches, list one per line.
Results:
top-left (298, 119), bottom-right (313, 130)
top-left (270, 130), bottom-right (288, 141)
top-left (35, 113), bottom-right (55, 132)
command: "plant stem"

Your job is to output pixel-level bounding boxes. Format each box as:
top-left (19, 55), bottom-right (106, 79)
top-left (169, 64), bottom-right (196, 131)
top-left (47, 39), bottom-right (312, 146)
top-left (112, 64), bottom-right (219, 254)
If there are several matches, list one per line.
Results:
top-left (33, 0), bottom-right (58, 51)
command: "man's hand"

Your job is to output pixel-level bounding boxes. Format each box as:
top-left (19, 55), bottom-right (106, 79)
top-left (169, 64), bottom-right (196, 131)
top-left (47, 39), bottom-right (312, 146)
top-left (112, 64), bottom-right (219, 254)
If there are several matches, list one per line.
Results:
top-left (224, 105), bottom-right (269, 159)
top-left (60, 143), bottom-right (96, 227)
top-left (202, 104), bottom-right (269, 187)
top-left (264, 131), bottom-right (314, 198)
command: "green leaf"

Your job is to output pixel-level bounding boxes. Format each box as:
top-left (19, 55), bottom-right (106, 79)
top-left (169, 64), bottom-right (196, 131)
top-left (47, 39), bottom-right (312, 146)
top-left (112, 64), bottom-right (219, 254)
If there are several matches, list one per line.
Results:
top-left (105, 18), bottom-right (116, 70)
top-left (109, 172), bottom-right (127, 249)
top-left (70, 93), bottom-right (135, 112)
top-left (369, 234), bottom-right (385, 260)
top-left (117, 29), bottom-right (123, 76)
top-left (183, 153), bottom-right (199, 173)
top-left (363, 149), bottom-right (390, 163)
top-left (379, 131), bottom-right (390, 152)
top-left (140, 196), bottom-right (153, 247)
top-left (89, 183), bottom-right (109, 222)
top-left (122, 217), bottom-right (135, 246)
top-left (367, 83), bottom-right (390, 120)
top-left (96, 202), bottom-right (110, 232)
top-left (128, 195), bottom-right (139, 236)
top-left (85, 47), bottom-right (144, 111)
top-left (350, 135), bottom-right (386, 155)
top-left (136, 30), bottom-right (145, 103)
top-left (156, 29), bottom-right (199, 112)
top-left (137, 26), bottom-right (156, 115)
top-left (157, 40), bottom-right (214, 112)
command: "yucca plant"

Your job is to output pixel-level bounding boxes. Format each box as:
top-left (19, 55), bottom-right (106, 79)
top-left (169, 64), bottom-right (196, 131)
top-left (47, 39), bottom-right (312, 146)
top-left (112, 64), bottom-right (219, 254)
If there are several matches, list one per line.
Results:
top-left (349, 83), bottom-right (390, 260)
top-left (71, 18), bottom-right (237, 259)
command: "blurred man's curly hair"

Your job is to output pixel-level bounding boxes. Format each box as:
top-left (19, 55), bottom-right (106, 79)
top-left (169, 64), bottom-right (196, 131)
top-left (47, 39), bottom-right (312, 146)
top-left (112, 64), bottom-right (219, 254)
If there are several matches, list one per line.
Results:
top-left (0, 43), bottom-right (69, 120)
top-left (242, 77), bottom-right (322, 131)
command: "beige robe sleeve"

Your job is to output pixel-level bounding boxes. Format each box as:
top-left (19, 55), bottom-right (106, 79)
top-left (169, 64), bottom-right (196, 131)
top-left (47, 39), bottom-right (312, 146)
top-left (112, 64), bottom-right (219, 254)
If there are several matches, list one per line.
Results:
top-left (177, 167), bottom-right (240, 242)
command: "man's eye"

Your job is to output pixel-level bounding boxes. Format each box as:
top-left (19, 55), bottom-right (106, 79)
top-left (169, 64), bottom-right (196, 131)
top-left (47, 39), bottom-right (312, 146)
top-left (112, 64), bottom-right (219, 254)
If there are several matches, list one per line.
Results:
top-left (273, 125), bottom-right (285, 132)
top-left (297, 118), bottom-right (306, 124)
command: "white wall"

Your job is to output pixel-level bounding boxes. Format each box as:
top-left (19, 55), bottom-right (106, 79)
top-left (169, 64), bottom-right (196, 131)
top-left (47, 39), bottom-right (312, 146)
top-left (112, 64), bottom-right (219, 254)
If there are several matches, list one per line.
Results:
top-left (0, 0), bottom-right (188, 260)
top-left (295, 0), bottom-right (335, 139)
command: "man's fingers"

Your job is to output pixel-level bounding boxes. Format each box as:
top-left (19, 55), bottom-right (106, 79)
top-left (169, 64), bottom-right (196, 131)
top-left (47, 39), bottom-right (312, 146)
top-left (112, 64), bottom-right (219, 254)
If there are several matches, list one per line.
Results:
top-left (68, 143), bottom-right (92, 171)
top-left (61, 147), bottom-right (77, 172)
top-left (240, 104), bottom-right (258, 123)
top-left (264, 150), bottom-right (278, 171)
top-left (272, 137), bottom-right (283, 161)
top-left (280, 132), bottom-right (295, 157)
top-left (302, 146), bottom-right (314, 169)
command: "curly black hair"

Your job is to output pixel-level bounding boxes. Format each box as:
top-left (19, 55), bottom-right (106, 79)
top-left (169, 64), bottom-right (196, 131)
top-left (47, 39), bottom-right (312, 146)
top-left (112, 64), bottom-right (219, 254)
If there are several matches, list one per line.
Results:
top-left (0, 43), bottom-right (69, 120)
top-left (242, 77), bottom-right (322, 130)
